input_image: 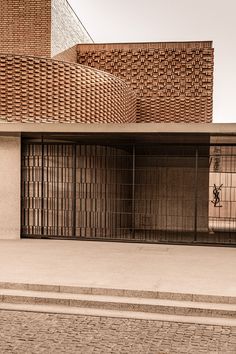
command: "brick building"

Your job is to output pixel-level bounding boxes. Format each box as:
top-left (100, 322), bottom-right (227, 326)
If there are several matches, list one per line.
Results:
top-left (0, 0), bottom-right (235, 245)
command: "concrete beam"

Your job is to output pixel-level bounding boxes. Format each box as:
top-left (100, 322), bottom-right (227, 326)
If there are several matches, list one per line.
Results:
top-left (0, 123), bottom-right (236, 135)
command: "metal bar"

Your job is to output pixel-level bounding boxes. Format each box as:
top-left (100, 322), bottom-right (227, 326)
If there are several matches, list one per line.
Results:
top-left (20, 140), bottom-right (236, 246)
top-left (104, 146), bottom-right (107, 238)
top-left (45, 144), bottom-right (48, 236)
top-left (41, 139), bottom-right (44, 236)
top-left (27, 146), bottom-right (30, 234)
top-left (194, 146), bottom-right (198, 241)
top-left (132, 145), bottom-right (135, 238)
top-left (57, 145), bottom-right (59, 236)
top-left (62, 146), bottom-right (64, 235)
top-left (72, 144), bottom-right (77, 237)
top-left (21, 143), bottom-right (25, 235)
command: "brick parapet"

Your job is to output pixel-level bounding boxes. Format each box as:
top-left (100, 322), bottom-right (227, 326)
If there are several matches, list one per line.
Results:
top-left (0, 54), bottom-right (136, 123)
top-left (77, 42), bottom-right (213, 123)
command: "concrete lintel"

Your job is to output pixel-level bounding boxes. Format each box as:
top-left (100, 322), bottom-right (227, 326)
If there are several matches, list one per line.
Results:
top-left (0, 123), bottom-right (236, 135)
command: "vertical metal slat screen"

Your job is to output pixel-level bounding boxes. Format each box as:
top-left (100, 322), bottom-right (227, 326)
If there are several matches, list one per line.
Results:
top-left (22, 143), bottom-right (74, 238)
top-left (21, 141), bottom-right (236, 245)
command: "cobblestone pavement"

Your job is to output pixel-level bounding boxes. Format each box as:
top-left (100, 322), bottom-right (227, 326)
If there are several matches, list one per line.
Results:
top-left (0, 310), bottom-right (236, 353)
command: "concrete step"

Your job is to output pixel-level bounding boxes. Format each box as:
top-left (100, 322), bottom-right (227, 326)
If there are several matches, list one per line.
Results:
top-left (0, 288), bottom-right (236, 320)
top-left (1, 302), bottom-right (236, 326)
top-left (0, 281), bottom-right (236, 304)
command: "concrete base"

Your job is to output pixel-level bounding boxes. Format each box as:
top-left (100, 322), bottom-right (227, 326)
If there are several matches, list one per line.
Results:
top-left (0, 137), bottom-right (20, 239)
top-left (0, 239), bottom-right (235, 297)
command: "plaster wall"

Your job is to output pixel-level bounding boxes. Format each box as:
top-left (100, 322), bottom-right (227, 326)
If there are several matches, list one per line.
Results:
top-left (208, 146), bottom-right (236, 231)
top-left (52, 0), bottom-right (92, 59)
top-left (209, 173), bottom-right (236, 230)
top-left (0, 136), bottom-right (21, 239)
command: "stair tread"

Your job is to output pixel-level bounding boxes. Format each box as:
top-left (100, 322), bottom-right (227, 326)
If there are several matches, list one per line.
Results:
top-left (1, 282), bottom-right (236, 304)
top-left (0, 288), bottom-right (236, 311)
top-left (1, 302), bottom-right (236, 326)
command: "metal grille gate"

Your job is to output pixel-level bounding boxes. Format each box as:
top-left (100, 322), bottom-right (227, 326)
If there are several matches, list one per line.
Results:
top-left (21, 141), bottom-right (236, 245)
top-left (21, 144), bottom-right (74, 237)
top-left (207, 145), bottom-right (236, 244)
top-left (21, 143), bottom-right (132, 239)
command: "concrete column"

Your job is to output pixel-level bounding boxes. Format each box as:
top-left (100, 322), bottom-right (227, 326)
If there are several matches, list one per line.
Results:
top-left (0, 136), bottom-right (21, 239)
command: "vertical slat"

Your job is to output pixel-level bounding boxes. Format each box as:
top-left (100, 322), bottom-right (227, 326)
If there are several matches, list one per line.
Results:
top-left (132, 145), bottom-right (135, 238)
top-left (194, 147), bottom-right (198, 242)
top-left (72, 144), bottom-right (77, 237)
top-left (41, 141), bottom-right (44, 236)
top-left (56, 145), bottom-right (59, 235)
top-left (20, 141), bottom-right (235, 246)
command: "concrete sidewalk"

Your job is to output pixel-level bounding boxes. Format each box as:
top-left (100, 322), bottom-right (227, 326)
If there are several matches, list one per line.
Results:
top-left (0, 239), bottom-right (235, 297)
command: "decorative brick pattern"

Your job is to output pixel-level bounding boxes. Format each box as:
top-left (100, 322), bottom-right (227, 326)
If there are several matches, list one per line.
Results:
top-left (0, 1), bottom-right (214, 125)
top-left (0, 55), bottom-right (136, 123)
top-left (78, 42), bottom-right (213, 123)
top-left (0, 0), bottom-right (51, 57)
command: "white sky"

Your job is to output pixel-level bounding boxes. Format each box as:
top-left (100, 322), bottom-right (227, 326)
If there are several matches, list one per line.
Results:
top-left (69, 0), bottom-right (236, 123)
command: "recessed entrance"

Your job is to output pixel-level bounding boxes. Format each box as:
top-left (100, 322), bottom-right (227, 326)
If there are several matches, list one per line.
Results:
top-left (21, 138), bottom-right (236, 245)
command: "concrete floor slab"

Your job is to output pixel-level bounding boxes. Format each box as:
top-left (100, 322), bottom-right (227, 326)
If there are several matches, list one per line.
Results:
top-left (0, 239), bottom-right (235, 297)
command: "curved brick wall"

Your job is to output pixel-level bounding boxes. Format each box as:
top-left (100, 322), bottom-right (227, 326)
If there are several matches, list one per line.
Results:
top-left (0, 55), bottom-right (136, 123)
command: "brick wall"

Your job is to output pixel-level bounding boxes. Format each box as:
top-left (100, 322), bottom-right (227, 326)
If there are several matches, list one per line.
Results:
top-left (0, 54), bottom-right (136, 123)
top-left (0, 0), bottom-right (51, 57)
top-left (78, 42), bottom-right (214, 123)
top-left (0, 0), bottom-right (92, 59)
top-left (53, 45), bottom-right (78, 63)
top-left (52, 0), bottom-right (92, 59)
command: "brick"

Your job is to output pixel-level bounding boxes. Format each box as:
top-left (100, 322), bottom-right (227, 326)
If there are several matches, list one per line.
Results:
top-left (0, 54), bottom-right (136, 123)
top-left (78, 42), bottom-right (214, 123)
top-left (0, 0), bottom-right (51, 57)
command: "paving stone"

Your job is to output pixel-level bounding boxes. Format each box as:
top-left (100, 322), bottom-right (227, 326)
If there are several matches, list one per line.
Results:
top-left (0, 310), bottom-right (235, 353)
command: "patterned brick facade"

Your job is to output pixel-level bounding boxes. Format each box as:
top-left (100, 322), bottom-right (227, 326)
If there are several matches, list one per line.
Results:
top-left (78, 42), bottom-right (213, 123)
top-left (0, 0), bottom-right (91, 59)
top-left (0, 0), bottom-right (51, 57)
top-left (0, 55), bottom-right (136, 123)
top-left (0, 0), bottom-right (214, 124)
